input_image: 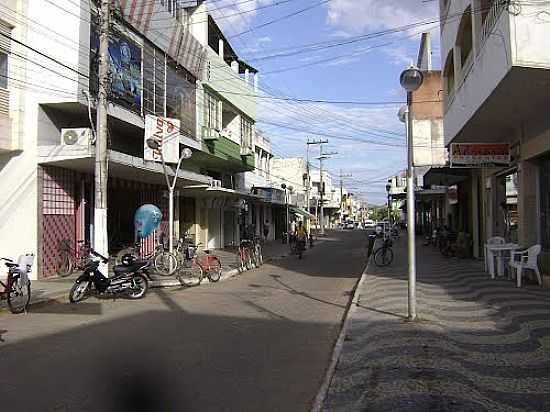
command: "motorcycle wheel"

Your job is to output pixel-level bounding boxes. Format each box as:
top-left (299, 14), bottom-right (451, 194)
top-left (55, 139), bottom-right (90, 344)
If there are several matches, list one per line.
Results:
top-left (127, 274), bottom-right (148, 299)
top-left (69, 281), bottom-right (90, 303)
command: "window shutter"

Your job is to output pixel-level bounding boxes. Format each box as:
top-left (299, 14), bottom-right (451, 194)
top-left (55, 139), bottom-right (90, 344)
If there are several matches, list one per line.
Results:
top-left (0, 21), bottom-right (11, 53)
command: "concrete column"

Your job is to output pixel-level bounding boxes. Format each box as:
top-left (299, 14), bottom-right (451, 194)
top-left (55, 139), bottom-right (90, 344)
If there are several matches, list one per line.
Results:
top-left (231, 60), bottom-right (239, 74)
top-left (218, 39), bottom-right (224, 59)
top-left (244, 68), bottom-right (250, 84)
top-left (471, 0), bottom-right (483, 55)
top-left (518, 160), bottom-right (539, 246)
top-left (471, 172), bottom-right (480, 258)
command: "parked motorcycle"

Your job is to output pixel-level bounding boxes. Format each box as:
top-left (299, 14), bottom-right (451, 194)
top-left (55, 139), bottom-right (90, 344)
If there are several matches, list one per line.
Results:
top-left (69, 250), bottom-right (151, 303)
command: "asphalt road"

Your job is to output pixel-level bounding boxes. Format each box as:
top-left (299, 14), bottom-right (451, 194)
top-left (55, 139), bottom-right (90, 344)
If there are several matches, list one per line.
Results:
top-left (0, 230), bottom-right (366, 412)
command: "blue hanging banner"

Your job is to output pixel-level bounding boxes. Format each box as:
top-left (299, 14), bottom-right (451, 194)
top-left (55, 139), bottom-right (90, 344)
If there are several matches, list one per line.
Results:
top-left (134, 204), bottom-right (163, 239)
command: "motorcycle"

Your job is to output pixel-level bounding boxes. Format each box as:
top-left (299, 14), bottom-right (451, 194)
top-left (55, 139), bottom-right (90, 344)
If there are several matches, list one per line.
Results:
top-left (69, 249), bottom-right (151, 303)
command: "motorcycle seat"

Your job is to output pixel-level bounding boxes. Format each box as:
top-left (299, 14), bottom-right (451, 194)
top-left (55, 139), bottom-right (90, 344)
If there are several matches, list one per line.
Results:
top-left (113, 261), bottom-right (148, 274)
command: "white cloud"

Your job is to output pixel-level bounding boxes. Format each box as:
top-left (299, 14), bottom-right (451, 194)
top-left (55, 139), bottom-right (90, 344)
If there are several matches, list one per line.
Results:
top-left (208, 0), bottom-right (276, 34)
top-left (325, 0), bottom-right (437, 35)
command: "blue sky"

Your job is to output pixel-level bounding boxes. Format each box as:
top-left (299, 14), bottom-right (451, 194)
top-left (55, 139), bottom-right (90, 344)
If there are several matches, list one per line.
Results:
top-left (211, 0), bottom-right (440, 204)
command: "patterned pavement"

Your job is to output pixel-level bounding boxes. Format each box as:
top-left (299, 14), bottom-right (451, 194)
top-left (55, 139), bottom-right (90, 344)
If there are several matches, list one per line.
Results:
top-left (324, 237), bottom-right (550, 412)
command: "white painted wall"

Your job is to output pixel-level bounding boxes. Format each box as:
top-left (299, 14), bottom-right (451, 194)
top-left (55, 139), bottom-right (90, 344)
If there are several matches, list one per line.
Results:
top-left (0, 0), bottom-right (92, 279)
top-left (441, 0), bottom-right (512, 144)
top-left (205, 48), bottom-right (256, 120)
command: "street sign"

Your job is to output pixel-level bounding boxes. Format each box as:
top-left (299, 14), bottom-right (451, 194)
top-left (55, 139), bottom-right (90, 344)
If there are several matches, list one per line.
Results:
top-left (450, 143), bottom-right (510, 168)
top-left (144, 115), bottom-right (180, 164)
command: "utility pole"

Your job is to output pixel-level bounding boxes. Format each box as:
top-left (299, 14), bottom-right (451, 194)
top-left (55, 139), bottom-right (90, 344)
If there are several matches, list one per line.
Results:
top-left (307, 139), bottom-right (328, 233)
top-left (305, 139), bottom-right (310, 216)
top-left (94, 0), bottom-right (110, 269)
top-left (318, 144), bottom-right (337, 236)
top-left (339, 170), bottom-right (352, 225)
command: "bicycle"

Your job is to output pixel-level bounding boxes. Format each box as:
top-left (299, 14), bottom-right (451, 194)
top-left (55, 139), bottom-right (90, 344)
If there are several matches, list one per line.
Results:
top-left (237, 239), bottom-right (254, 272)
top-left (57, 239), bottom-right (92, 277)
top-left (117, 242), bottom-right (177, 276)
top-left (176, 243), bottom-right (222, 287)
top-left (0, 254), bottom-right (33, 314)
top-left (250, 236), bottom-right (263, 267)
top-left (373, 237), bottom-right (394, 267)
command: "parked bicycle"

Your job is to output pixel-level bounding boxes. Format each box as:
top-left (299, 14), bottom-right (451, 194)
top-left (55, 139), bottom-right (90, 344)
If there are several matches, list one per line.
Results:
top-left (57, 239), bottom-right (92, 277)
top-left (0, 254), bottom-right (33, 314)
top-left (117, 241), bottom-right (177, 276)
top-left (176, 242), bottom-right (222, 287)
top-left (251, 236), bottom-right (263, 267)
top-left (373, 236), bottom-right (394, 267)
top-left (237, 239), bottom-right (254, 272)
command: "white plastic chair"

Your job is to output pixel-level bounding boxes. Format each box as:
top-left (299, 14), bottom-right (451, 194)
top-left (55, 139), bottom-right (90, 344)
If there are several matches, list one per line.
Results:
top-left (509, 245), bottom-right (542, 288)
top-left (485, 237), bottom-right (505, 278)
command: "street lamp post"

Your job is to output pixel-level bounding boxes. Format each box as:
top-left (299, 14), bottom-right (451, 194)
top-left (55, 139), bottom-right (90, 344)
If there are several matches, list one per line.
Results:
top-left (399, 65), bottom-right (424, 321)
top-left (281, 183), bottom-right (289, 243)
top-left (146, 138), bottom-right (192, 256)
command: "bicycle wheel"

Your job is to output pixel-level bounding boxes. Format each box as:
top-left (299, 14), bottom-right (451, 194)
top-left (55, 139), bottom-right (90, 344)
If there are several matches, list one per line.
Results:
top-left (206, 257), bottom-right (222, 282)
top-left (178, 261), bottom-right (203, 287)
top-left (7, 275), bottom-right (31, 314)
top-left (245, 249), bottom-right (253, 270)
top-left (374, 248), bottom-right (394, 267)
top-left (237, 250), bottom-right (246, 272)
top-left (255, 244), bottom-right (263, 266)
top-left (154, 251), bottom-right (178, 276)
top-left (57, 254), bottom-right (73, 277)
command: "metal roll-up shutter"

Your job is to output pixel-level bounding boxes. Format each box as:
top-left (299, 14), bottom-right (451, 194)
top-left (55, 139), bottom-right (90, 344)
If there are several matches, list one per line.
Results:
top-left (0, 20), bottom-right (11, 53)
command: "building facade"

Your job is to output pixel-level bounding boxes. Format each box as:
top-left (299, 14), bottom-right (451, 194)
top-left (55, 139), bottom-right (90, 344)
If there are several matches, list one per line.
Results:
top-left (0, 0), bottom-right (261, 278)
top-left (438, 0), bottom-right (550, 275)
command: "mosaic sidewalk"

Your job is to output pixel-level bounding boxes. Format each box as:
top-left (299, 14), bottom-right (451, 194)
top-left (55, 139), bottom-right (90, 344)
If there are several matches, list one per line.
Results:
top-left (324, 238), bottom-right (550, 412)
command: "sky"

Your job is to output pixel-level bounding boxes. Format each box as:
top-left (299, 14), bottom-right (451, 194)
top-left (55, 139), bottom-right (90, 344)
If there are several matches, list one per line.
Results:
top-left (210, 0), bottom-right (440, 204)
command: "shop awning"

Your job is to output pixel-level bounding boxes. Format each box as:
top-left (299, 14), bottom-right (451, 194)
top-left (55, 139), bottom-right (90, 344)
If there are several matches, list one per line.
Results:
top-left (290, 207), bottom-right (316, 220)
top-left (422, 167), bottom-right (471, 187)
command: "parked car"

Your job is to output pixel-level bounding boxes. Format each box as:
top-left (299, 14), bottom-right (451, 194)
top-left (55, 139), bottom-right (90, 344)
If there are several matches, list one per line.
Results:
top-left (344, 221), bottom-right (355, 230)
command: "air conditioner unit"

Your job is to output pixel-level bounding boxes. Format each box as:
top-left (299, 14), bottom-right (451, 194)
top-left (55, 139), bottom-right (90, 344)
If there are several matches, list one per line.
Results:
top-left (60, 128), bottom-right (92, 146)
top-left (201, 126), bottom-right (219, 141)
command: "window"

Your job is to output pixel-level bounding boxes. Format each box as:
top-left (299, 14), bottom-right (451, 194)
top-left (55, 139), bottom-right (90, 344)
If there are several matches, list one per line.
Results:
top-left (204, 91), bottom-right (220, 130)
top-left (241, 116), bottom-right (254, 149)
top-left (143, 41), bottom-right (166, 117)
top-left (541, 158), bottom-right (550, 249)
top-left (0, 52), bottom-right (7, 89)
top-left (0, 20), bottom-right (10, 90)
top-left (166, 60), bottom-right (197, 138)
top-left (457, 6), bottom-right (473, 70)
top-left (443, 51), bottom-right (455, 101)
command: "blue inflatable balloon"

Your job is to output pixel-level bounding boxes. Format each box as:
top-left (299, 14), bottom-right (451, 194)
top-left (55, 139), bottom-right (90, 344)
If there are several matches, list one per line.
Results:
top-left (134, 204), bottom-right (163, 240)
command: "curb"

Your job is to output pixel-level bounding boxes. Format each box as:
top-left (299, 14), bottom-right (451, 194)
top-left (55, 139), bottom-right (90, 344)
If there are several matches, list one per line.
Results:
top-left (310, 249), bottom-right (372, 412)
top-left (2, 253), bottom-right (287, 314)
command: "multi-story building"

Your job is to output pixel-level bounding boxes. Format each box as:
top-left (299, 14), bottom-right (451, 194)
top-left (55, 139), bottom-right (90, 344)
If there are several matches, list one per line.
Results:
top-left (0, 0), bottom-right (260, 278)
top-left (437, 0), bottom-right (550, 274)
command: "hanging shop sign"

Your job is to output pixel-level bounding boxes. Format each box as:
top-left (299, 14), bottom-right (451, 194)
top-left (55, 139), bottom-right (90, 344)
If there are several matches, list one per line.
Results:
top-left (450, 143), bottom-right (510, 168)
top-left (144, 115), bottom-right (180, 164)
top-left (90, 27), bottom-right (142, 112)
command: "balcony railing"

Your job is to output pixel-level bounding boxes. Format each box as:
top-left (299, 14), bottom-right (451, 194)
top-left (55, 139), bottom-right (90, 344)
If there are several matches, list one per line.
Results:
top-left (480, 0), bottom-right (507, 47)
